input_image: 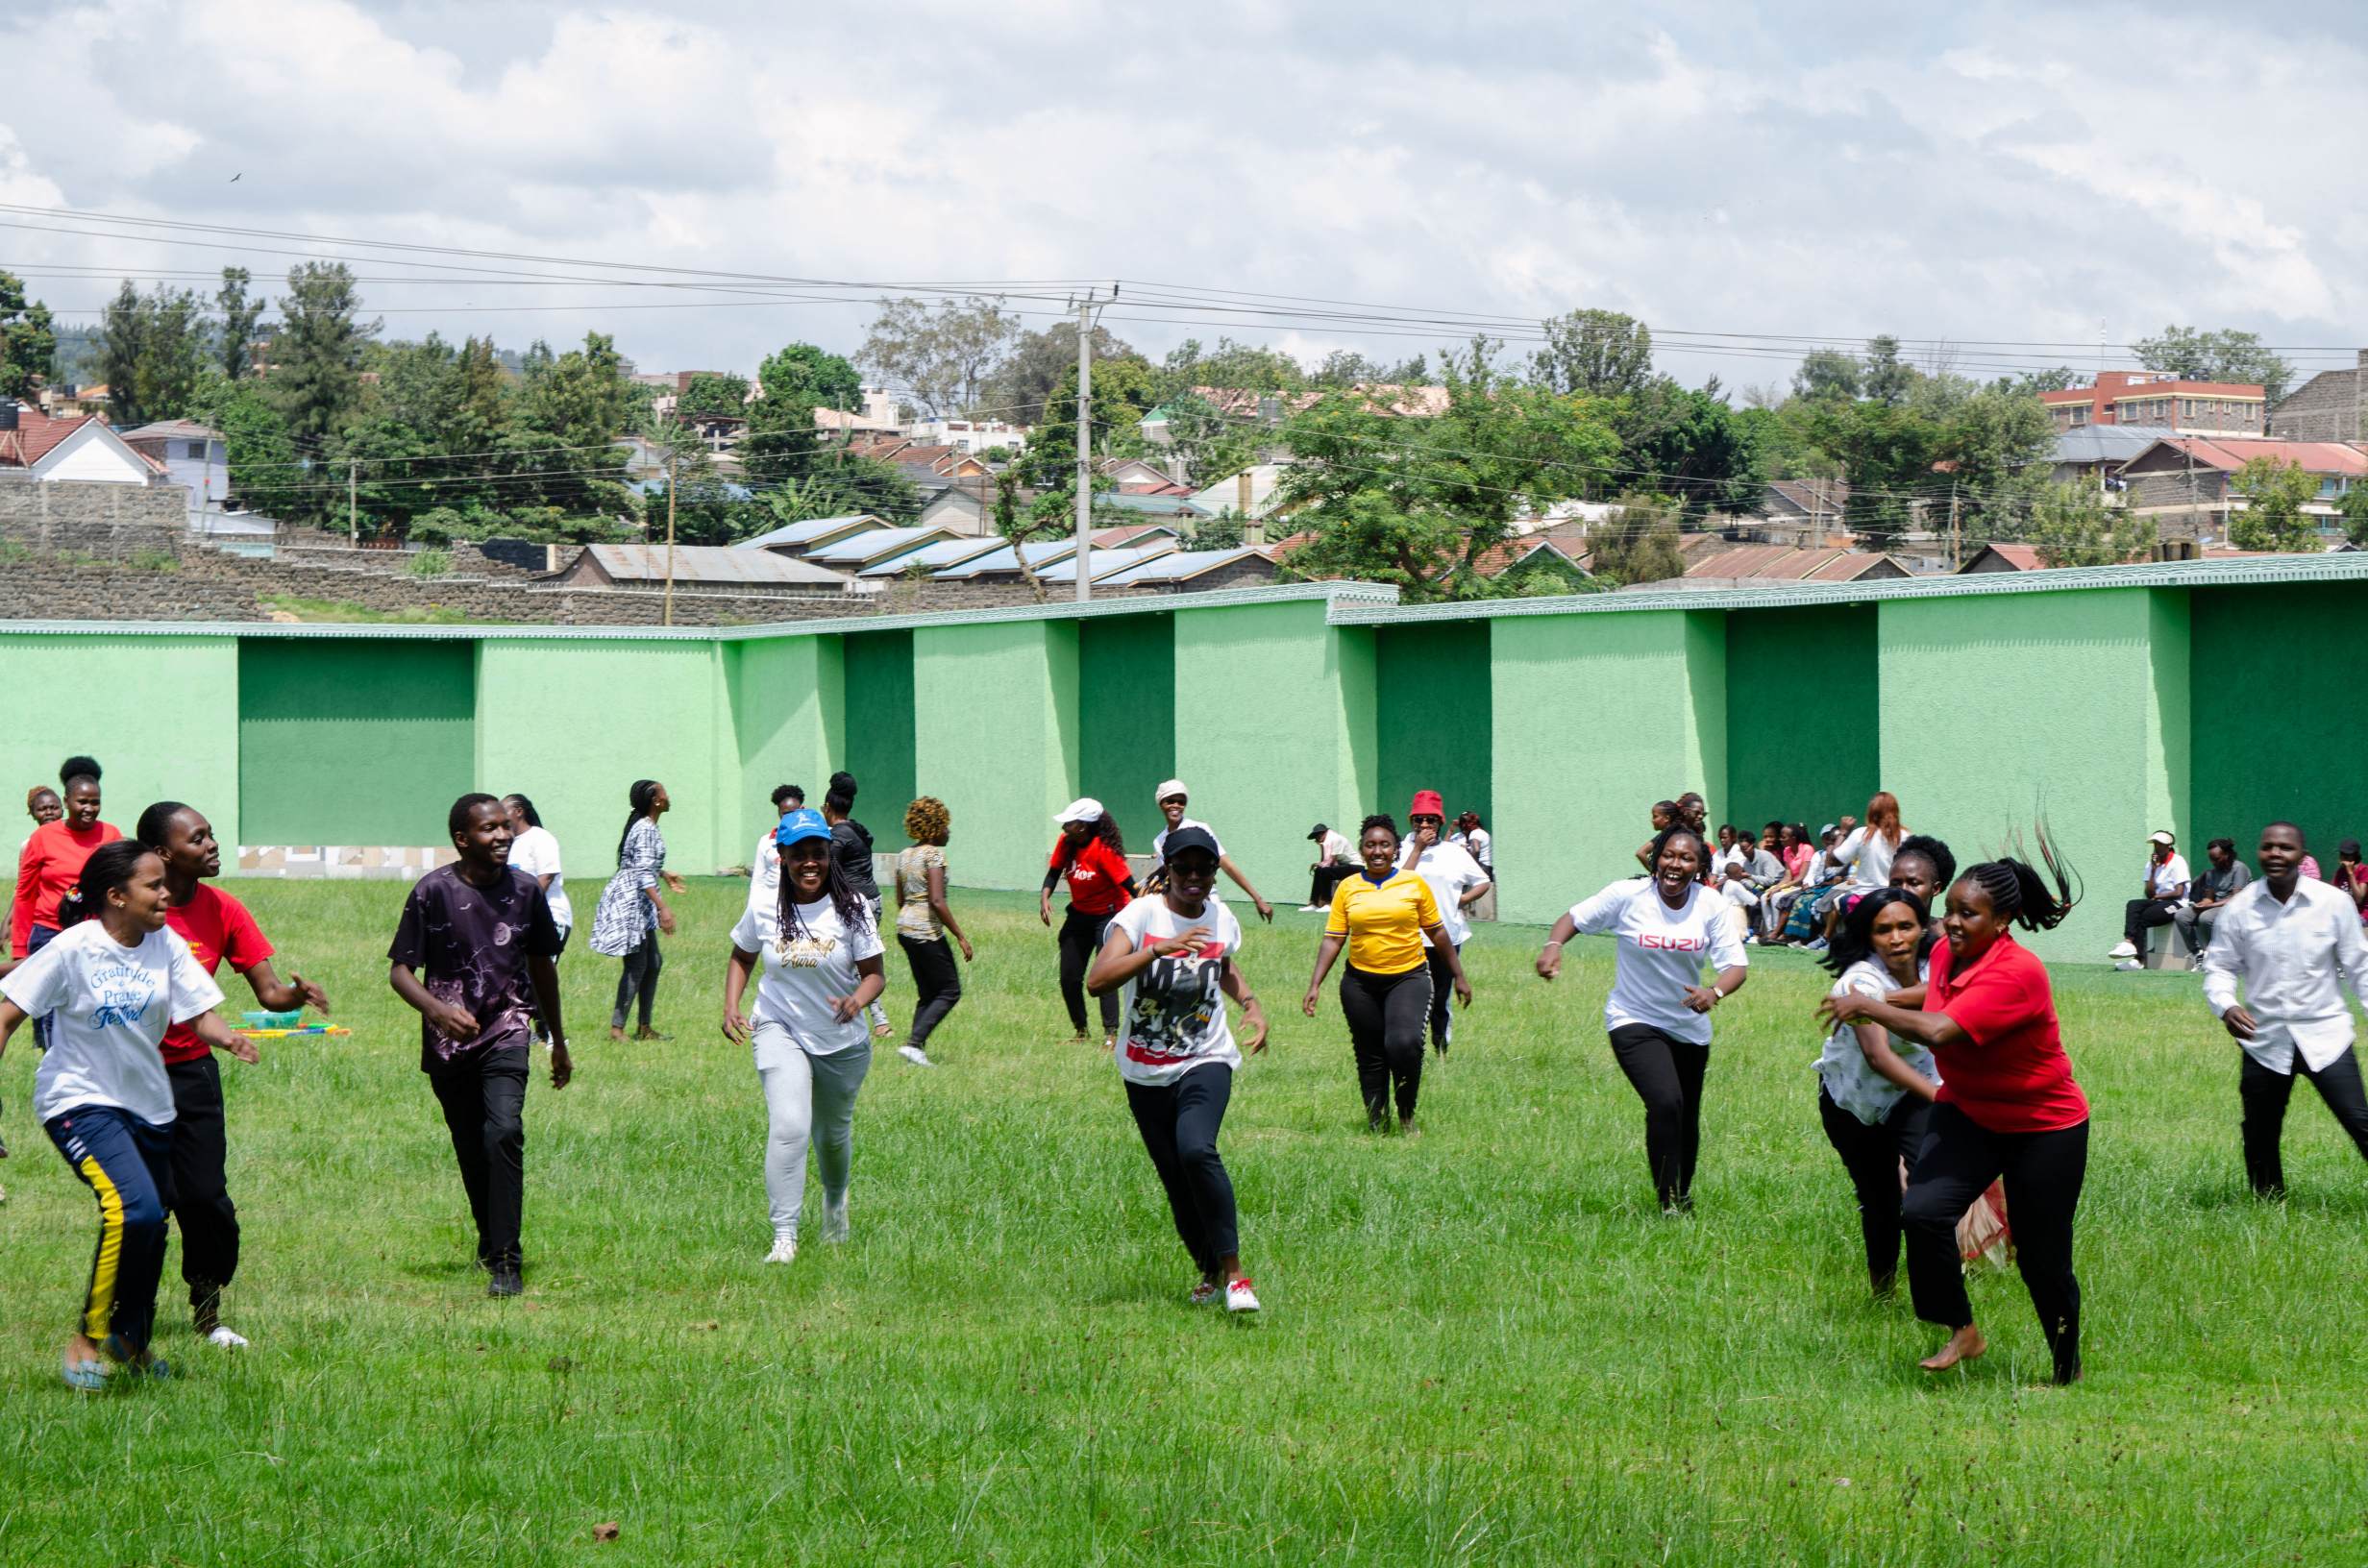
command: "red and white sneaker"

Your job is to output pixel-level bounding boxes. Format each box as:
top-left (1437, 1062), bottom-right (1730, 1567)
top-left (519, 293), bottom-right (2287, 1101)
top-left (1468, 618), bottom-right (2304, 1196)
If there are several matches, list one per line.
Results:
top-left (1225, 1278), bottom-right (1261, 1313)
top-left (1189, 1280), bottom-right (1221, 1306)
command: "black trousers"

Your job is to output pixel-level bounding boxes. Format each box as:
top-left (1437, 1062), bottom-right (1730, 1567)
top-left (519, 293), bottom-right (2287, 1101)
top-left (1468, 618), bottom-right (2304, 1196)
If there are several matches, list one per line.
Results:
top-left (2238, 1046), bottom-right (2368, 1195)
top-left (611, 926), bottom-right (662, 1031)
top-left (166, 1054), bottom-right (240, 1319)
top-left (1124, 1064), bottom-right (1239, 1276)
top-left (1817, 1084), bottom-right (1932, 1288)
top-left (899, 933), bottom-right (963, 1050)
top-left (1341, 964), bottom-right (1430, 1123)
top-left (1308, 860), bottom-right (1355, 908)
top-left (1423, 943), bottom-right (1460, 1055)
top-left (1609, 1024), bottom-right (1711, 1208)
top-left (428, 1043), bottom-right (530, 1269)
top-left (1901, 1103), bottom-right (2087, 1383)
top-left (1058, 905), bottom-right (1121, 1035)
top-left (2122, 897), bottom-right (2179, 951)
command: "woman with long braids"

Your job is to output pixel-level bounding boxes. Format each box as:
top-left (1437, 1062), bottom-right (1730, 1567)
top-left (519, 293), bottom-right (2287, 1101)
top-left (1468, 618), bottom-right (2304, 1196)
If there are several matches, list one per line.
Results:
top-left (1303, 814), bottom-right (1471, 1135)
top-left (1814, 888), bottom-right (1939, 1295)
top-left (722, 808), bottom-right (886, 1263)
top-left (1822, 842), bottom-right (2090, 1384)
top-left (1041, 799), bottom-right (1137, 1047)
top-left (589, 779), bottom-right (685, 1042)
top-left (1537, 823), bottom-right (1748, 1213)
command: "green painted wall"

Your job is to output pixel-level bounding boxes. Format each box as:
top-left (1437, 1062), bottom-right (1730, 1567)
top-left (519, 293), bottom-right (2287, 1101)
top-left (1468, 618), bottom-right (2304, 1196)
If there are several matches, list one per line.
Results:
top-left (1492, 609), bottom-right (1727, 923)
top-left (1878, 588), bottom-right (2177, 958)
top-left (477, 639), bottom-right (728, 877)
top-left (1724, 606), bottom-right (1879, 831)
top-left (1079, 612), bottom-right (1175, 829)
top-left (727, 636), bottom-right (843, 865)
top-left (2191, 582), bottom-right (2368, 860)
top-left (241, 640), bottom-right (474, 845)
top-left (1173, 599), bottom-right (1374, 905)
top-left (0, 633), bottom-right (241, 846)
top-left (842, 630), bottom-right (917, 834)
top-left (912, 620), bottom-right (1078, 888)
top-left (1378, 620), bottom-right (1492, 825)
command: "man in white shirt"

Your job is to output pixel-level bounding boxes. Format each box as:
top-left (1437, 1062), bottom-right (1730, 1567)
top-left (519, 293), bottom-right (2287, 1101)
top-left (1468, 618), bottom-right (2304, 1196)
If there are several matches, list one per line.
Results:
top-left (1147, 781), bottom-right (1273, 922)
top-left (1303, 823), bottom-right (1354, 913)
top-left (2199, 821), bottom-right (2368, 1197)
top-left (2110, 829), bottom-right (2190, 969)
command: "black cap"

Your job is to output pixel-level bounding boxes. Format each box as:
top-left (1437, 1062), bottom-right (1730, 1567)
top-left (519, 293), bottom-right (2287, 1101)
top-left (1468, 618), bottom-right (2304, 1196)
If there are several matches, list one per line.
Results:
top-left (1163, 825), bottom-right (1221, 862)
top-left (1308, 823), bottom-right (1329, 840)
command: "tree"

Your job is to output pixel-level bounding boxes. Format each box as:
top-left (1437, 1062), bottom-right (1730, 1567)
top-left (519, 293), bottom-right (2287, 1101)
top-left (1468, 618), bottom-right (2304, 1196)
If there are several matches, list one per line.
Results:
top-left (1309, 349), bottom-right (1428, 388)
top-left (99, 281), bottom-right (209, 427)
top-left (189, 376), bottom-right (303, 521)
top-left (1613, 378), bottom-right (1764, 518)
top-left (1936, 386), bottom-right (2057, 539)
top-left (741, 341), bottom-right (861, 486)
top-left (1021, 352), bottom-right (1160, 529)
top-left (1792, 348), bottom-right (1862, 403)
top-left (272, 262), bottom-right (377, 446)
top-left (2134, 325), bottom-right (2295, 405)
top-left (2026, 481), bottom-right (2158, 567)
top-left (1586, 492), bottom-right (1688, 587)
top-left (858, 297), bottom-right (1017, 417)
top-left (214, 267), bottom-right (267, 381)
top-left (2338, 483), bottom-right (2368, 549)
top-left (1862, 335), bottom-right (1915, 407)
top-left (1158, 336), bottom-right (1307, 399)
top-left (2228, 456), bottom-right (2322, 551)
top-left (0, 270), bottom-right (56, 402)
top-left (1531, 309), bottom-right (1654, 399)
top-left (676, 372), bottom-right (750, 423)
top-left (506, 331), bottom-right (635, 518)
top-left (1800, 398), bottom-right (1943, 548)
top-left (978, 322), bottom-right (1133, 428)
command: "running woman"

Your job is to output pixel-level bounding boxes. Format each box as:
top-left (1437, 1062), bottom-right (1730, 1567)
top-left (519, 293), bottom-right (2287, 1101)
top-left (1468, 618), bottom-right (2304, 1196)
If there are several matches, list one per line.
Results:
top-left (893, 796), bottom-right (973, 1067)
top-left (1398, 790), bottom-right (1491, 1056)
top-left (588, 779), bottom-right (682, 1043)
top-left (1537, 823), bottom-right (1748, 1213)
top-left (1814, 888), bottom-right (1939, 1295)
top-left (1042, 799), bottom-right (1137, 1046)
top-left (1087, 825), bottom-right (1269, 1311)
top-left (14, 755), bottom-right (121, 975)
top-left (723, 808), bottom-right (886, 1263)
top-left (2198, 821), bottom-right (2368, 1197)
top-left (0, 840), bottom-right (258, 1387)
top-left (388, 795), bottom-right (570, 1297)
top-left (1822, 845), bottom-right (2089, 1383)
top-left (137, 801), bottom-right (331, 1349)
top-left (1145, 781), bottom-right (1274, 922)
top-left (823, 775), bottom-right (894, 1040)
top-left (1303, 814), bottom-right (1471, 1134)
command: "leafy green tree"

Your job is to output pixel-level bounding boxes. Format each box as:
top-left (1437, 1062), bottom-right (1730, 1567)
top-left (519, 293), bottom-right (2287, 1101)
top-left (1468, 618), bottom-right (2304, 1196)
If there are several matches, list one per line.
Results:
top-left (1801, 398), bottom-right (1942, 548)
top-left (2338, 483), bottom-right (2368, 549)
top-left (1792, 348), bottom-right (1862, 403)
top-left (1158, 336), bottom-right (1306, 399)
top-left (676, 371), bottom-right (749, 423)
top-left (858, 298), bottom-right (1016, 416)
top-left (755, 454), bottom-right (922, 530)
top-left (1530, 310), bottom-right (1655, 399)
top-left (741, 342), bottom-right (861, 485)
top-left (1862, 335), bottom-right (1915, 407)
top-left (1614, 378), bottom-right (1764, 518)
top-left (1023, 353), bottom-right (1161, 529)
top-left (979, 321), bottom-right (1133, 427)
top-left (189, 376), bottom-right (304, 521)
top-left (2026, 481), bottom-right (2158, 567)
top-left (272, 262), bottom-right (378, 446)
top-left (2134, 325), bottom-right (2295, 404)
top-left (1585, 492), bottom-right (1688, 587)
top-left (99, 281), bottom-right (209, 426)
top-left (506, 331), bottom-right (634, 519)
top-left (2228, 456), bottom-right (2322, 551)
top-left (1936, 386), bottom-right (2056, 539)
top-left (0, 270), bottom-right (56, 402)
top-left (214, 267), bottom-right (267, 381)
top-left (1309, 349), bottom-right (1428, 388)
top-left (1994, 366), bottom-right (2083, 396)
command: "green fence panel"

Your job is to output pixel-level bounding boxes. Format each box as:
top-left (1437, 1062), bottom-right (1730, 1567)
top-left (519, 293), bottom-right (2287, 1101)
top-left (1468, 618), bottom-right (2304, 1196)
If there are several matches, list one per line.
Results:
top-left (1723, 605), bottom-right (1878, 832)
top-left (239, 639), bottom-right (475, 845)
top-left (2191, 582), bottom-right (2367, 860)
top-left (913, 621), bottom-right (1078, 888)
top-left (1378, 620), bottom-right (1491, 826)
top-left (843, 630), bottom-right (917, 836)
top-left (728, 637), bottom-right (843, 867)
top-left (1079, 611), bottom-right (1176, 833)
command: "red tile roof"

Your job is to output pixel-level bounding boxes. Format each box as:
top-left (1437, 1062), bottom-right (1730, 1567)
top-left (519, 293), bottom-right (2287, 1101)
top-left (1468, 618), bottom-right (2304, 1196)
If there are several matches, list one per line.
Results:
top-left (0, 407), bottom-right (95, 468)
top-left (2152, 437), bottom-right (2368, 475)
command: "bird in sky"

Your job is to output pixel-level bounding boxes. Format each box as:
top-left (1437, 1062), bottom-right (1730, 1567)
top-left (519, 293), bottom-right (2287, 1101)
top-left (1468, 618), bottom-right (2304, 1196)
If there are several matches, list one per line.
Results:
top-left (229, 173), bottom-right (242, 183)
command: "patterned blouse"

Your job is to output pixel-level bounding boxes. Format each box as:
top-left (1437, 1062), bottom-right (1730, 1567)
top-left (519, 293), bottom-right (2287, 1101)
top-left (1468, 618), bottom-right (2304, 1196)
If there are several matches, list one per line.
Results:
top-left (589, 817), bottom-right (667, 957)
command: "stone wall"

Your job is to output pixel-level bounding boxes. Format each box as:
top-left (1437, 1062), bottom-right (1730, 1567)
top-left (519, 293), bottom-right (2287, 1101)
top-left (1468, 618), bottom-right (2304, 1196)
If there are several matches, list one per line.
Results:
top-left (2268, 355), bottom-right (2365, 443)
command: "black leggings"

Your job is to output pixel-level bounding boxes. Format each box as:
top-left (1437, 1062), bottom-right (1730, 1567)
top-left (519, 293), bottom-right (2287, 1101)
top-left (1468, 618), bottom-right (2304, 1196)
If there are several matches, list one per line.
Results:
top-left (1817, 1085), bottom-right (1932, 1290)
top-left (1901, 1103), bottom-right (2087, 1384)
top-left (899, 934), bottom-right (964, 1051)
top-left (1058, 905), bottom-right (1121, 1035)
top-left (1341, 964), bottom-right (1430, 1124)
top-left (2239, 1046), bottom-right (2368, 1195)
top-left (1608, 1024), bottom-right (1710, 1209)
top-left (166, 1055), bottom-right (240, 1323)
top-left (1125, 1064), bottom-right (1238, 1277)
top-left (611, 927), bottom-right (662, 1031)
top-left (1423, 943), bottom-right (1460, 1055)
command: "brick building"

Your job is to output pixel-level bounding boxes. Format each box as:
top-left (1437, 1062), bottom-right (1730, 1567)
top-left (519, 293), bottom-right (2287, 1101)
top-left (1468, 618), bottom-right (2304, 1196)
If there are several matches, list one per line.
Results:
top-left (2041, 372), bottom-right (2266, 435)
top-left (2268, 350), bottom-right (2368, 443)
top-left (2116, 437), bottom-right (2367, 542)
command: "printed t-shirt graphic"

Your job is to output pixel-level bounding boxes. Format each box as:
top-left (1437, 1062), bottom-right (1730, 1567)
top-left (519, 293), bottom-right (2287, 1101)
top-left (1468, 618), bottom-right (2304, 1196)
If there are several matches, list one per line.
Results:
top-left (1109, 895), bottom-right (1244, 1085)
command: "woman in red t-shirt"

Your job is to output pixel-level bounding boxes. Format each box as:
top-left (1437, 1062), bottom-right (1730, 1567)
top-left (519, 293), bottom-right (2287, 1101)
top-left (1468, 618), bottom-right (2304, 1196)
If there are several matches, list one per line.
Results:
top-left (1823, 844), bottom-right (2089, 1385)
top-left (1039, 799), bottom-right (1137, 1046)
top-left (12, 756), bottom-right (121, 964)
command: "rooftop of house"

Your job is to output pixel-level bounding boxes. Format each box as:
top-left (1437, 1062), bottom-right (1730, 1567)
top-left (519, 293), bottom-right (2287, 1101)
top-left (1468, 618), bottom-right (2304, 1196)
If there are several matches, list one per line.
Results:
top-left (0, 406), bottom-right (165, 473)
top-left (856, 537), bottom-right (1007, 577)
top-left (575, 544), bottom-right (849, 587)
top-left (735, 514), bottom-right (888, 551)
top-left (2130, 436), bottom-right (2368, 475)
top-left (1035, 542), bottom-right (1180, 584)
top-left (115, 420), bottom-right (223, 445)
top-left (802, 526), bottom-right (954, 566)
top-left (1095, 547), bottom-right (1272, 586)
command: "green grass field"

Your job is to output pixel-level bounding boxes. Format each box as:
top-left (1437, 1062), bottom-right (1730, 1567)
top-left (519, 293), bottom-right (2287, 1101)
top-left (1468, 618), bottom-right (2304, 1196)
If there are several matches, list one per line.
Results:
top-left (4, 878), bottom-right (2366, 1566)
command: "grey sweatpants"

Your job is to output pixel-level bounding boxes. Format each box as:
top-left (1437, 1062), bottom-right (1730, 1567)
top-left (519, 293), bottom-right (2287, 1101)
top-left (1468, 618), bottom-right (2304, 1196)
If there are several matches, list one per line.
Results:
top-left (754, 1020), bottom-right (874, 1238)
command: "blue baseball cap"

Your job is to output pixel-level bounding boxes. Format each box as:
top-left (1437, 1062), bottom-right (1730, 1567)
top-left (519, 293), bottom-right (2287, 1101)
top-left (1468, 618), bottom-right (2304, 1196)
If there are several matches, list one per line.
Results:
top-left (775, 808), bottom-right (832, 848)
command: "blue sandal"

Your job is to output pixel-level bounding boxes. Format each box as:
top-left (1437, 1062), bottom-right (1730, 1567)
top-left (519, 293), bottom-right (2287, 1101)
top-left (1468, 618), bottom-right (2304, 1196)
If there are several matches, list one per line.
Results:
top-left (62, 1357), bottom-right (109, 1390)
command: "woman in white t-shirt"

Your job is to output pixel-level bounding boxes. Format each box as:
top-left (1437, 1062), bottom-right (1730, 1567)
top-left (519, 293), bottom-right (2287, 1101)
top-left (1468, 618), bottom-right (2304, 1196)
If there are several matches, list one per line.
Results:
top-left (1399, 790), bottom-right (1491, 1057)
top-left (1833, 791), bottom-right (1908, 893)
top-left (0, 840), bottom-right (257, 1387)
top-left (721, 808), bottom-right (886, 1265)
top-left (1814, 886), bottom-right (1939, 1296)
top-left (1535, 824), bottom-right (1748, 1213)
top-left (1087, 825), bottom-right (1269, 1312)
top-left (503, 795), bottom-right (571, 940)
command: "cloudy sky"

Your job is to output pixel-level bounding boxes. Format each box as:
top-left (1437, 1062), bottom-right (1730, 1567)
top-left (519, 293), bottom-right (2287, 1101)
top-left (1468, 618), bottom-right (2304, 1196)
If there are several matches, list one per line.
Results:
top-left (5, 0), bottom-right (2364, 395)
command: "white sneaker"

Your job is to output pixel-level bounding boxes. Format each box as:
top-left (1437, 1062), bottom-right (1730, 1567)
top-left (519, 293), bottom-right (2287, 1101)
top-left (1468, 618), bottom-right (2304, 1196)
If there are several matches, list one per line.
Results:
top-left (2115, 959), bottom-right (2143, 971)
top-left (898, 1044), bottom-right (934, 1067)
top-left (820, 1198), bottom-right (850, 1244)
top-left (1298, 904), bottom-right (1325, 913)
top-left (2108, 942), bottom-right (2137, 959)
top-left (1225, 1278), bottom-right (1261, 1313)
top-left (765, 1235), bottom-right (798, 1264)
top-left (205, 1325), bottom-right (249, 1350)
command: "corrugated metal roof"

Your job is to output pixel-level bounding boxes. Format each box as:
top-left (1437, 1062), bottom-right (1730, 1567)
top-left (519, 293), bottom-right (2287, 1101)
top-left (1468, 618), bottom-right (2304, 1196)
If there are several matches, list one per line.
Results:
top-left (856, 537), bottom-right (1005, 577)
top-left (114, 420), bottom-right (221, 443)
top-left (2139, 437), bottom-right (2368, 475)
top-left (1096, 547), bottom-right (1271, 585)
top-left (584, 545), bottom-right (848, 586)
top-left (1095, 491), bottom-right (1210, 518)
top-left (804, 526), bottom-right (955, 566)
top-left (735, 514), bottom-right (885, 550)
top-left (1036, 543), bottom-right (1179, 583)
top-left (2050, 424), bottom-right (2177, 464)
top-left (932, 540), bottom-right (1077, 579)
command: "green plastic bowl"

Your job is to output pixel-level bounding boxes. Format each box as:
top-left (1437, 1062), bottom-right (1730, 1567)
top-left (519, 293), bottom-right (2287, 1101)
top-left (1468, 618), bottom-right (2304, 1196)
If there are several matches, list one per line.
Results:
top-left (242, 1010), bottom-right (302, 1029)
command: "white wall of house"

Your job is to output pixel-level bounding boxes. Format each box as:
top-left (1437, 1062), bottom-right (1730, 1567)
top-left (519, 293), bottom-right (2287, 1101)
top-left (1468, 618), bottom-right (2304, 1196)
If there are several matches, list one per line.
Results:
top-left (37, 425), bottom-right (155, 484)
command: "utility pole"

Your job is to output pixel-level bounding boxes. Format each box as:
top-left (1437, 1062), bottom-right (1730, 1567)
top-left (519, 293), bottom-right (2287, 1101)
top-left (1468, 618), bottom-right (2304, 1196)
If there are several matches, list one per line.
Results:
top-left (664, 445), bottom-right (678, 626)
top-left (1948, 479), bottom-right (1961, 570)
top-left (1073, 292), bottom-right (1096, 602)
top-left (348, 459), bottom-right (358, 546)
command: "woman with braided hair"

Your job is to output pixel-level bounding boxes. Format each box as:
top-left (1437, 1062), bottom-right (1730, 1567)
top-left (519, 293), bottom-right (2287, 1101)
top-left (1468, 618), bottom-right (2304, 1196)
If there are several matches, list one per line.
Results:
top-left (1821, 839), bottom-right (2090, 1384)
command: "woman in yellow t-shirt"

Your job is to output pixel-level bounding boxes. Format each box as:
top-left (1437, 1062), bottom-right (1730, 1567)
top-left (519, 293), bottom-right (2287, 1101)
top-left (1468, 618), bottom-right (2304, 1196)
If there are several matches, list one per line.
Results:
top-left (1302, 814), bottom-right (1472, 1134)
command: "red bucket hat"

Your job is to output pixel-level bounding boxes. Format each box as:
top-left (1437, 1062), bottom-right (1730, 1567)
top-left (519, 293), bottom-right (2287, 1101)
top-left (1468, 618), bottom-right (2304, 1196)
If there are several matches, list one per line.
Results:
top-left (1408, 789), bottom-right (1445, 819)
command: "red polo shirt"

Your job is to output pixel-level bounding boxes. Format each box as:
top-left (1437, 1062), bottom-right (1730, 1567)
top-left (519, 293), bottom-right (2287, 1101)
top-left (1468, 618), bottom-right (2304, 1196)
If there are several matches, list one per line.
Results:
top-left (161, 885), bottom-right (275, 1064)
top-left (1050, 836), bottom-right (1134, 918)
top-left (1927, 931), bottom-right (2088, 1134)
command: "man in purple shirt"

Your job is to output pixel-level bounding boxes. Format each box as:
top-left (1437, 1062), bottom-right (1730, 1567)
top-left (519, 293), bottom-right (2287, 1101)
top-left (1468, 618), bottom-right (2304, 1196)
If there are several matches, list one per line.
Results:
top-left (388, 794), bottom-right (570, 1297)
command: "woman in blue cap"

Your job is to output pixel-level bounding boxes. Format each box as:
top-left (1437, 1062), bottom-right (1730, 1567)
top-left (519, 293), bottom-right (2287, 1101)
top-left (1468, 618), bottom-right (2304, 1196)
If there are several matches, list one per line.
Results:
top-left (721, 808), bottom-right (886, 1265)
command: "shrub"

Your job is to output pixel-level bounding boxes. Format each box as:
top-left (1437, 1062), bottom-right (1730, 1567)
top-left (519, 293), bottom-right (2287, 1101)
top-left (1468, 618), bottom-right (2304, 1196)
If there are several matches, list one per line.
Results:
top-left (406, 549), bottom-right (452, 579)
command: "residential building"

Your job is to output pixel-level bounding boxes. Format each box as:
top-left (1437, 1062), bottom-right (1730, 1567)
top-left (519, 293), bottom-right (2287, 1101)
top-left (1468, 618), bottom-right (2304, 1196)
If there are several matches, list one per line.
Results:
top-left (1618, 543), bottom-right (1911, 591)
top-left (1034, 541), bottom-right (1181, 586)
top-left (912, 416), bottom-right (1025, 454)
top-left (737, 514), bottom-right (890, 554)
top-left (2115, 437), bottom-right (2368, 543)
top-left (1097, 456), bottom-right (1188, 494)
top-left (802, 525), bottom-right (967, 573)
top-left (1190, 464), bottom-right (1294, 524)
top-left (1956, 544), bottom-right (2045, 575)
top-left (116, 420), bottom-right (232, 520)
top-left (1094, 547), bottom-right (1281, 593)
top-left (2269, 350), bottom-right (2368, 443)
top-left (550, 543), bottom-right (850, 596)
top-left (1722, 478), bottom-right (1851, 546)
top-left (2040, 372), bottom-right (2265, 435)
top-left (814, 387), bottom-right (907, 441)
top-left (2042, 424), bottom-right (2177, 487)
top-left (854, 537), bottom-right (1007, 578)
top-left (916, 481), bottom-right (993, 535)
top-left (0, 404), bottom-right (164, 484)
